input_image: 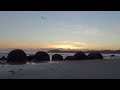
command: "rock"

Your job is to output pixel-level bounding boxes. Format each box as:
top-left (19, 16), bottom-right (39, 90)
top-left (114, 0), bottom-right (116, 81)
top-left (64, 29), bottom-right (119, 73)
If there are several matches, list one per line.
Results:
top-left (110, 55), bottom-right (115, 57)
top-left (73, 51), bottom-right (87, 60)
top-left (7, 49), bottom-right (27, 64)
top-left (27, 55), bottom-right (35, 62)
top-left (87, 53), bottom-right (103, 59)
top-left (1, 56), bottom-right (7, 60)
top-left (64, 56), bottom-right (74, 60)
top-left (34, 51), bottom-right (50, 62)
top-left (87, 53), bottom-right (99, 59)
top-left (96, 53), bottom-right (103, 59)
top-left (52, 54), bottom-right (63, 61)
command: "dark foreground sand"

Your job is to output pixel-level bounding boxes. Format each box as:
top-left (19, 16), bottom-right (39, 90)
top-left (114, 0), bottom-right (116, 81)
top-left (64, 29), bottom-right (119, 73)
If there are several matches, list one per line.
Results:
top-left (0, 59), bottom-right (120, 79)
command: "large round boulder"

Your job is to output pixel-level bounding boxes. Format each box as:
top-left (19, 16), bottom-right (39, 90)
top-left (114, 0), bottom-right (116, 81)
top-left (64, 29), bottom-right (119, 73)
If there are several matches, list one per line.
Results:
top-left (64, 56), bottom-right (74, 60)
top-left (73, 51), bottom-right (87, 60)
top-left (96, 53), bottom-right (103, 59)
top-left (52, 54), bottom-right (63, 61)
top-left (7, 49), bottom-right (27, 64)
top-left (87, 53), bottom-right (103, 59)
top-left (34, 51), bottom-right (50, 62)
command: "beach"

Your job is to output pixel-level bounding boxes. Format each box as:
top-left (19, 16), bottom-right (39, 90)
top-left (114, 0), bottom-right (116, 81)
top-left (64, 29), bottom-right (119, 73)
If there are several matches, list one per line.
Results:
top-left (0, 59), bottom-right (120, 79)
top-left (1, 11), bottom-right (120, 79)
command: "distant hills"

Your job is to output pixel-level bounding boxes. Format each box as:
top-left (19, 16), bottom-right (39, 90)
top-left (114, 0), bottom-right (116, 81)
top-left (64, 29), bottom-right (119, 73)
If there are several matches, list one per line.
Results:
top-left (48, 49), bottom-right (120, 54)
top-left (0, 48), bottom-right (120, 54)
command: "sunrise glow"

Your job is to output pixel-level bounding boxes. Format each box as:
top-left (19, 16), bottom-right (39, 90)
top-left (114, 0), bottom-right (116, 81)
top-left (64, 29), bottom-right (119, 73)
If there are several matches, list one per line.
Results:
top-left (53, 45), bottom-right (79, 49)
top-left (0, 11), bottom-right (120, 51)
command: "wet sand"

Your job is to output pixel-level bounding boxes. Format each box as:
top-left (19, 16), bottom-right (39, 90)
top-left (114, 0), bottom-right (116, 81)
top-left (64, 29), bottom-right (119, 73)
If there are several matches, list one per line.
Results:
top-left (0, 59), bottom-right (120, 79)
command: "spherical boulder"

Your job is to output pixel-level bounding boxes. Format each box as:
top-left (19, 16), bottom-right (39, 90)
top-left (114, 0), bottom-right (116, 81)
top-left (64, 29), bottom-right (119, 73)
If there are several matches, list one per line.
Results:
top-left (87, 53), bottom-right (103, 59)
top-left (34, 51), bottom-right (50, 62)
top-left (52, 54), bottom-right (63, 61)
top-left (96, 53), bottom-right (103, 59)
top-left (87, 53), bottom-right (99, 59)
top-left (64, 56), bottom-right (74, 60)
top-left (7, 49), bottom-right (27, 64)
top-left (73, 51), bottom-right (87, 60)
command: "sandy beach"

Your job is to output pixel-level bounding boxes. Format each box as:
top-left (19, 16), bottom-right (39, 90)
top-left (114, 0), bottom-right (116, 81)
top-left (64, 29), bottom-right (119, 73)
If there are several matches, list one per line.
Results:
top-left (0, 59), bottom-right (120, 79)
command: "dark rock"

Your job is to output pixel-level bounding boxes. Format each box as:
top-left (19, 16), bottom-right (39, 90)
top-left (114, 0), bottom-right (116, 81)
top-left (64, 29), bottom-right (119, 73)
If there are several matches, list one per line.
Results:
top-left (73, 51), bottom-right (87, 60)
top-left (34, 51), bottom-right (50, 62)
top-left (52, 54), bottom-right (63, 61)
top-left (64, 56), bottom-right (74, 60)
top-left (96, 53), bottom-right (103, 59)
top-left (87, 53), bottom-right (99, 59)
top-left (87, 53), bottom-right (103, 59)
top-left (27, 55), bottom-right (35, 61)
top-left (110, 55), bottom-right (115, 57)
top-left (1, 56), bottom-right (7, 60)
top-left (7, 49), bottom-right (27, 64)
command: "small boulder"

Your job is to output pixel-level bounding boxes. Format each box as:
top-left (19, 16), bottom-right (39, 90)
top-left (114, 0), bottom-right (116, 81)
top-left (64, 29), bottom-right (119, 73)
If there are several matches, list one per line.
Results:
top-left (27, 55), bottom-right (35, 62)
top-left (110, 55), bottom-right (115, 57)
top-left (52, 54), bottom-right (63, 61)
top-left (1, 56), bottom-right (7, 60)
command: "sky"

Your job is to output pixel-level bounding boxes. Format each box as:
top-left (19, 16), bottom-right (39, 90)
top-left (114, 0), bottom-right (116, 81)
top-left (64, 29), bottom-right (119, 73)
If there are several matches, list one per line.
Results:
top-left (0, 11), bottom-right (120, 51)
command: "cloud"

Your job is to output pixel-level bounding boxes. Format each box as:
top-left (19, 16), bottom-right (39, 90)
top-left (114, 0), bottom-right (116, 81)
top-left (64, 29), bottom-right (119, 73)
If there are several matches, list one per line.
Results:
top-left (49, 23), bottom-right (105, 37)
top-left (72, 26), bottom-right (105, 36)
top-left (57, 40), bottom-right (86, 45)
top-left (52, 40), bottom-right (87, 49)
top-left (51, 23), bottom-right (83, 31)
top-left (82, 27), bottom-right (104, 36)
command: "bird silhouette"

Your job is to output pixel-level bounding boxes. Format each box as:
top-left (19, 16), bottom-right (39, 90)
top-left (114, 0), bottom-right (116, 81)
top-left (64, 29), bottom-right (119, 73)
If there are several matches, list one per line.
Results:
top-left (41, 16), bottom-right (47, 20)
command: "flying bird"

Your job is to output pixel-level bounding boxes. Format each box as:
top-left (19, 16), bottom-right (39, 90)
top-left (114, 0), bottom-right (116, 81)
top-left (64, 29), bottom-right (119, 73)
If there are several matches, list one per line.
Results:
top-left (41, 16), bottom-right (47, 20)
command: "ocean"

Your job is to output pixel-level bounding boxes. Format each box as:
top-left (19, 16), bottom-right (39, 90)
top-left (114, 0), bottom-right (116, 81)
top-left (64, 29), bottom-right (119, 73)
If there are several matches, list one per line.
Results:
top-left (0, 53), bottom-right (120, 60)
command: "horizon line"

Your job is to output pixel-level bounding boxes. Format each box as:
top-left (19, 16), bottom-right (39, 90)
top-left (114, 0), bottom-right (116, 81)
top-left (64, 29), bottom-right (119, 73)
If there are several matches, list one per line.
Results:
top-left (0, 48), bottom-right (120, 51)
